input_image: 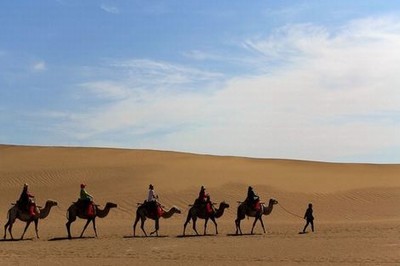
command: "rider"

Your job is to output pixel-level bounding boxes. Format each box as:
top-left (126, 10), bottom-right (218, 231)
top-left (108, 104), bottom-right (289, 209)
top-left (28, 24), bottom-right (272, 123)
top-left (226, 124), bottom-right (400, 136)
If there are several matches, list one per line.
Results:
top-left (197, 186), bottom-right (207, 204)
top-left (246, 186), bottom-right (261, 212)
top-left (196, 185), bottom-right (213, 214)
top-left (147, 184), bottom-right (161, 217)
top-left (80, 183), bottom-right (94, 216)
top-left (18, 183), bottom-right (37, 217)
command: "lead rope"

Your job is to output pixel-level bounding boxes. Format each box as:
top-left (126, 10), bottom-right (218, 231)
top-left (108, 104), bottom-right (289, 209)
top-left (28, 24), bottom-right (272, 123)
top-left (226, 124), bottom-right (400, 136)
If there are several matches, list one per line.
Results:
top-left (277, 203), bottom-right (303, 219)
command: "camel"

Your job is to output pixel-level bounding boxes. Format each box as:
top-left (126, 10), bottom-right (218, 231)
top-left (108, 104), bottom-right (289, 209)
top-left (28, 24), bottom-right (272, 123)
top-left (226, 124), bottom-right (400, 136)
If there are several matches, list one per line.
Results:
top-left (183, 201), bottom-right (230, 236)
top-left (65, 201), bottom-right (117, 239)
top-left (3, 199), bottom-right (58, 240)
top-left (235, 198), bottom-right (278, 235)
top-left (133, 203), bottom-right (181, 237)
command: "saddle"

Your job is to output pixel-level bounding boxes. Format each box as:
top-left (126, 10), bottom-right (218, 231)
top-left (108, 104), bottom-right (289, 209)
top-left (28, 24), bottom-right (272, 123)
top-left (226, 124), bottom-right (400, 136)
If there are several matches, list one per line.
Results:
top-left (75, 199), bottom-right (96, 217)
top-left (14, 200), bottom-right (39, 217)
top-left (141, 201), bottom-right (163, 218)
top-left (244, 199), bottom-right (262, 213)
top-left (193, 199), bottom-right (214, 214)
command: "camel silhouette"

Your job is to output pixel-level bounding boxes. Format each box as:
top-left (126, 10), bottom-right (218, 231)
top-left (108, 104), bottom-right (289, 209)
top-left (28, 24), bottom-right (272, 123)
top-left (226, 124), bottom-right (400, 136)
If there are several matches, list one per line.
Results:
top-left (65, 201), bottom-right (117, 239)
top-left (133, 203), bottom-right (181, 237)
top-left (183, 201), bottom-right (230, 236)
top-left (4, 199), bottom-right (58, 240)
top-left (235, 198), bottom-right (278, 235)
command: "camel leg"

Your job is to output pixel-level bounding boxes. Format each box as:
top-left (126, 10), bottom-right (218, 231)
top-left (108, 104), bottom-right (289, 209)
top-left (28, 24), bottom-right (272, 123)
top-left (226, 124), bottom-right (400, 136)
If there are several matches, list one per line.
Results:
top-left (140, 217), bottom-right (147, 237)
top-left (210, 217), bottom-right (218, 235)
top-left (4, 213), bottom-right (17, 240)
top-left (92, 218), bottom-right (98, 237)
top-left (259, 216), bottom-right (266, 234)
top-left (8, 221), bottom-right (15, 240)
top-left (66, 214), bottom-right (76, 239)
top-left (21, 220), bottom-right (32, 240)
top-left (80, 219), bottom-right (91, 238)
top-left (133, 215), bottom-right (140, 236)
top-left (251, 216), bottom-right (260, 235)
top-left (235, 219), bottom-right (242, 235)
top-left (204, 217), bottom-right (209, 235)
top-left (192, 217), bottom-right (199, 236)
top-left (183, 212), bottom-right (192, 236)
top-left (66, 221), bottom-right (73, 239)
top-left (150, 218), bottom-right (159, 236)
top-left (3, 221), bottom-right (10, 239)
top-left (34, 219), bottom-right (40, 239)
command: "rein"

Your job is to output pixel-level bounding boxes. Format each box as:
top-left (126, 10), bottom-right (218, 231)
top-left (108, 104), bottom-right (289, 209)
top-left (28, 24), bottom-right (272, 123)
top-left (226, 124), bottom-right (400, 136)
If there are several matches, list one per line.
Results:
top-left (277, 203), bottom-right (303, 219)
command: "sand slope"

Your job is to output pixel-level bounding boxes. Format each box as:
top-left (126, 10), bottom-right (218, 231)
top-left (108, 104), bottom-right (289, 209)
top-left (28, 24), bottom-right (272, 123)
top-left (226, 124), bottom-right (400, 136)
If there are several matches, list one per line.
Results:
top-left (0, 145), bottom-right (399, 265)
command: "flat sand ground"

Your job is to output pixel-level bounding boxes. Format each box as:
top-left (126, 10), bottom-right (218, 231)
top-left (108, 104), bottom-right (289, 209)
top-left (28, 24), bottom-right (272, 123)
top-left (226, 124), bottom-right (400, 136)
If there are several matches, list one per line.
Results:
top-left (0, 145), bottom-right (399, 265)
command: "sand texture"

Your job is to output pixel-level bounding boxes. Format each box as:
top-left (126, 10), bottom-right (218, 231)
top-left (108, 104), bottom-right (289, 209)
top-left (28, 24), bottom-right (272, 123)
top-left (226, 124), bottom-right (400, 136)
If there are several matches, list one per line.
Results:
top-left (0, 145), bottom-right (399, 265)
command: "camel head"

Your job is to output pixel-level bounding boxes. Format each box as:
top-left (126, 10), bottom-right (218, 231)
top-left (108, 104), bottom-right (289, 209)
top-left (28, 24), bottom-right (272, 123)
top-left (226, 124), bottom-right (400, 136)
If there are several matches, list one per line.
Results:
top-left (269, 198), bottom-right (278, 205)
top-left (220, 201), bottom-right (230, 209)
top-left (45, 199), bottom-right (58, 207)
top-left (105, 202), bottom-right (118, 209)
top-left (171, 206), bottom-right (182, 214)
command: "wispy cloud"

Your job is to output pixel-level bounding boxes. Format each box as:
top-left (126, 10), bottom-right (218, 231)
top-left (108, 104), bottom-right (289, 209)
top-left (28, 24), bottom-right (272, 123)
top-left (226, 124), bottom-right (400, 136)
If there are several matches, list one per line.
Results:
top-left (100, 4), bottom-right (119, 14)
top-left (32, 61), bottom-right (46, 72)
top-left (182, 50), bottom-right (223, 61)
top-left (41, 16), bottom-right (400, 162)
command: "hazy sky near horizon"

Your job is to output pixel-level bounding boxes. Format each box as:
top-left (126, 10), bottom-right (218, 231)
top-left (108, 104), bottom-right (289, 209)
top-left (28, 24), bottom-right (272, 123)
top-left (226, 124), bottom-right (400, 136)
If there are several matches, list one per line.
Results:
top-left (1, 1), bottom-right (400, 163)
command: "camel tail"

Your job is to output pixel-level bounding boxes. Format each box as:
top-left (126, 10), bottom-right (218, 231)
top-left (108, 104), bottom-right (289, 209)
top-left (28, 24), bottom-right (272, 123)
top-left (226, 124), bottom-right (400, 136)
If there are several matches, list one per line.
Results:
top-left (65, 209), bottom-right (70, 220)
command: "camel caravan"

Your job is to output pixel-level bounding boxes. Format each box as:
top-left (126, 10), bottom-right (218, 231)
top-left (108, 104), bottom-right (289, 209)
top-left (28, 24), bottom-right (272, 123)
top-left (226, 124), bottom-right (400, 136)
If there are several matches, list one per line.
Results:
top-left (3, 183), bottom-right (279, 240)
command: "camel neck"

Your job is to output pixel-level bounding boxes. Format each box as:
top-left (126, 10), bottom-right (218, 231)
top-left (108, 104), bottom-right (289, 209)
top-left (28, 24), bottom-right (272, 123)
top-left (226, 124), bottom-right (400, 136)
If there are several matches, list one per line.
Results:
top-left (96, 205), bottom-right (111, 218)
top-left (39, 202), bottom-right (53, 219)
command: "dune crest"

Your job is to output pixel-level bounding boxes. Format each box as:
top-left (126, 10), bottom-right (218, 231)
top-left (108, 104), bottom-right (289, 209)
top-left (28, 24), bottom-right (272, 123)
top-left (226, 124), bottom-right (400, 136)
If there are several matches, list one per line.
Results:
top-left (0, 145), bottom-right (399, 265)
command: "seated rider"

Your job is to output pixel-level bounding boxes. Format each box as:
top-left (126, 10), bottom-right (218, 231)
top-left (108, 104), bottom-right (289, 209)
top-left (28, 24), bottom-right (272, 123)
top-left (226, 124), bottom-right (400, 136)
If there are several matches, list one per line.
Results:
top-left (80, 183), bottom-right (94, 216)
top-left (246, 186), bottom-right (261, 212)
top-left (196, 186), bottom-right (213, 214)
top-left (18, 183), bottom-right (37, 217)
top-left (196, 186), bottom-right (207, 205)
top-left (147, 184), bottom-right (161, 217)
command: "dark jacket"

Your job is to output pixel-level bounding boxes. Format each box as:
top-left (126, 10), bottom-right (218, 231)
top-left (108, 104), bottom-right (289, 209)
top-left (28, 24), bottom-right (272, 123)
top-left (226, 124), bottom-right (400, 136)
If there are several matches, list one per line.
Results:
top-left (246, 188), bottom-right (259, 203)
top-left (304, 207), bottom-right (314, 220)
top-left (18, 188), bottom-right (34, 209)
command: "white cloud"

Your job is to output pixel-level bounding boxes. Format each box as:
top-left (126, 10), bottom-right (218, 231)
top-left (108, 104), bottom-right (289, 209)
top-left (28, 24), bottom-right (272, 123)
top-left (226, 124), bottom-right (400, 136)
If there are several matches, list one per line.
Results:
top-left (79, 81), bottom-right (130, 100)
top-left (100, 4), bottom-right (119, 14)
top-left (54, 16), bottom-right (400, 162)
top-left (183, 50), bottom-right (222, 61)
top-left (32, 61), bottom-right (46, 72)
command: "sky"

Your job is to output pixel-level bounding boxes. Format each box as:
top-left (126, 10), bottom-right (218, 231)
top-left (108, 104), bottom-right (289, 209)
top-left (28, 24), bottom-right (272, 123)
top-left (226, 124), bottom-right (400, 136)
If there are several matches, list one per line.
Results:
top-left (1, 1), bottom-right (400, 163)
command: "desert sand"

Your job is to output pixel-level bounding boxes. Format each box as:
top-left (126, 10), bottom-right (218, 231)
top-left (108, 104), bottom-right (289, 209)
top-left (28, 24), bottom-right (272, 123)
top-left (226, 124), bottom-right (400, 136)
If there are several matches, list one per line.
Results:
top-left (0, 144), bottom-right (399, 265)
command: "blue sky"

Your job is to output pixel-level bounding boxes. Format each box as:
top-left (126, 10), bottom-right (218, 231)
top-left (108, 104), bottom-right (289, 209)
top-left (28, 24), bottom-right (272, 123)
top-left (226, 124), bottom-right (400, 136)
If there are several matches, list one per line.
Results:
top-left (1, 1), bottom-right (400, 163)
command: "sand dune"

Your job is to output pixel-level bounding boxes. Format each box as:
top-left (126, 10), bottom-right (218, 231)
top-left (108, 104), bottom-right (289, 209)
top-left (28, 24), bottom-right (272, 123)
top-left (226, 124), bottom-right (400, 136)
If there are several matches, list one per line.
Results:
top-left (0, 144), bottom-right (399, 265)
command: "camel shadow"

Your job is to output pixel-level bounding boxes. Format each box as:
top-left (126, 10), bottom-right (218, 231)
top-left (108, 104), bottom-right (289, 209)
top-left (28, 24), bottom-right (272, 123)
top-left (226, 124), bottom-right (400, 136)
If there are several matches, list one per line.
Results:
top-left (226, 233), bottom-right (262, 237)
top-left (123, 235), bottom-right (168, 239)
top-left (0, 238), bottom-right (33, 242)
top-left (48, 236), bottom-right (96, 241)
top-left (176, 234), bottom-right (216, 238)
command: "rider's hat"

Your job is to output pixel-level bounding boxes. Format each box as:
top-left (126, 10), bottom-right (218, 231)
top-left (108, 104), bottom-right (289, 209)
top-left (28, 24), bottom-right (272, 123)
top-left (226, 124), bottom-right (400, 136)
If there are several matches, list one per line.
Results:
top-left (80, 183), bottom-right (86, 189)
top-left (149, 184), bottom-right (154, 189)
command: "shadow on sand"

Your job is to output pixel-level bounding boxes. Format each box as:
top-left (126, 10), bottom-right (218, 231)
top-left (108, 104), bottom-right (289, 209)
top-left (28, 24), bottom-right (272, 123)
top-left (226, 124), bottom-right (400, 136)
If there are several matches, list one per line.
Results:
top-left (226, 233), bottom-right (262, 237)
top-left (176, 234), bottom-right (217, 238)
top-left (123, 235), bottom-right (168, 239)
top-left (48, 236), bottom-right (96, 241)
top-left (0, 238), bottom-right (33, 242)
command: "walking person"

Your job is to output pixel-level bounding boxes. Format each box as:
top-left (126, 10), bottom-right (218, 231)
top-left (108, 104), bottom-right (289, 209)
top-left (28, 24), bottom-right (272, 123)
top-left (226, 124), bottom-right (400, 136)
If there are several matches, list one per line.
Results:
top-left (302, 203), bottom-right (314, 233)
